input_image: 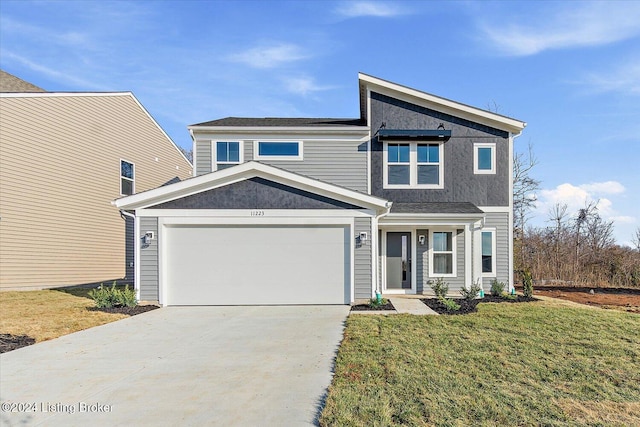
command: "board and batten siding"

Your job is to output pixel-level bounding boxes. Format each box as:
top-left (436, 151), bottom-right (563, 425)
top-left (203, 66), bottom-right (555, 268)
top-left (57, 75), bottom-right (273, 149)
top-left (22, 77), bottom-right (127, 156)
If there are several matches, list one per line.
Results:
top-left (481, 211), bottom-right (510, 288)
top-left (354, 217), bottom-right (372, 300)
top-left (194, 137), bottom-right (368, 193)
top-left (0, 94), bottom-right (193, 289)
top-left (139, 217), bottom-right (159, 302)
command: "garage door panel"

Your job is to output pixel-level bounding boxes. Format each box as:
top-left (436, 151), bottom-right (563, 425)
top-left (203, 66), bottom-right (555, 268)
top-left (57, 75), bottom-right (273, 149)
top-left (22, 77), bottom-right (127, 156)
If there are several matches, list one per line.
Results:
top-left (164, 225), bottom-right (350, 305)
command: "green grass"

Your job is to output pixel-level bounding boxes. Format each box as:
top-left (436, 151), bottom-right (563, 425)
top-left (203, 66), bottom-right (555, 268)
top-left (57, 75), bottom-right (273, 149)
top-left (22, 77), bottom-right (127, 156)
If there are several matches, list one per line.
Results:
top-left (320, 300), bottom-right (640, 426)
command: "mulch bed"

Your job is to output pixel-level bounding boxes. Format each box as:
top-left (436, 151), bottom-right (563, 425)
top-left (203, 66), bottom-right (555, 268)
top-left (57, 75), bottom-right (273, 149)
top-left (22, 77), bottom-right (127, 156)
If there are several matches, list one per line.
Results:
top-left (351, 301), bottom-right (396, 311)
top-left (0, 334), bottom-right (36, 354)
top-left (422, 295), bottom-right (538, 315)
top-left (87, 305), bottom-right (160, 315)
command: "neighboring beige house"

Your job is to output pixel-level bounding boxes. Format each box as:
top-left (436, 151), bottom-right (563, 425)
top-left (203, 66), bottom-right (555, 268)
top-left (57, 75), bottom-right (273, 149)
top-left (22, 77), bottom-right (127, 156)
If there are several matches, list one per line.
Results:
top-left (0, 70), bottom-right (193, 290)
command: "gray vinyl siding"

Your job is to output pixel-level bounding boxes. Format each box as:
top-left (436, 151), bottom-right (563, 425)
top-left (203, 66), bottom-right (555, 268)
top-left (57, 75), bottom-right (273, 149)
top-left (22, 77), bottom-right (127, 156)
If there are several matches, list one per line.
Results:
top-left (195, 140), bottom-right (212, 175)
top-left (482, 211), bottom-right (510, 288)
top-left (124, 215), bottom-right (134, 284)
top-left (417, 228), bottom-right (465, 295)
top-left (139, 217), bottom-right (159, 302)
top-left (416, 229), bottom-right (428, 293)
top-left (194, 137), bottom-right (368, 192)
top-left (354, 217), bottom-right (372, 300)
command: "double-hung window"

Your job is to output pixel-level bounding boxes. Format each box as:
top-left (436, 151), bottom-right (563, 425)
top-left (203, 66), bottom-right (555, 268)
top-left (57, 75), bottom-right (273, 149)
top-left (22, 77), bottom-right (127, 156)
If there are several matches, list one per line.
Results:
top-left (481, 229), bottom-right (497, 276)
top-left (384, 141), bottom-right (443, 188)
top-left (430, 230), bottom-right (455, 276)
top-left (215, 141), bottom-right (241, 170)
top-left (474, 143), bottom-right (496, 174)
top-left (120, 160), bottom-right (134, 195)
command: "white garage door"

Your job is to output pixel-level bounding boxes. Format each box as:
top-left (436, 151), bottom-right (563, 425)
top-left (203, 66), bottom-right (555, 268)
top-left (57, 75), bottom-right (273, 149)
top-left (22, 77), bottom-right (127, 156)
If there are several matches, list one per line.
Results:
top-left (164, 224), bottom-right (350, 305)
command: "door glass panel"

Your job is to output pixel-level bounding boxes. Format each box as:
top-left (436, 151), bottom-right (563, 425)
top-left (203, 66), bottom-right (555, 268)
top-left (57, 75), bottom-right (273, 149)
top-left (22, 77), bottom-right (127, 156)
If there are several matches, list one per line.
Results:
top-left (386, 232), bottom-right (412, 290)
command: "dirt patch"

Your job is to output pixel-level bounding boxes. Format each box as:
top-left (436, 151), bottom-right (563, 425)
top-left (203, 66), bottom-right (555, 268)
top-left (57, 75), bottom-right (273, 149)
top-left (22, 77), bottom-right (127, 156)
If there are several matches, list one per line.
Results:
top-left (351, 301), bottom-right (396, 311)
top-left (528, 287), bottom-right (640, 313)
top-left (421, 295), bottom-right (538, 315)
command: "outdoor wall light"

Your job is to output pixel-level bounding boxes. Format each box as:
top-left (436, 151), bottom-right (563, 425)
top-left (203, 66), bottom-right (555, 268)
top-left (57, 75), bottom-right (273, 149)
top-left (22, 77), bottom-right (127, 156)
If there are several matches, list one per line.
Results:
top-left (143, 231), bottom-right (155, 245)
top-left (359, 232), bottom-right (368, 241)
top-left (418, 235), bottom-right (426, 245)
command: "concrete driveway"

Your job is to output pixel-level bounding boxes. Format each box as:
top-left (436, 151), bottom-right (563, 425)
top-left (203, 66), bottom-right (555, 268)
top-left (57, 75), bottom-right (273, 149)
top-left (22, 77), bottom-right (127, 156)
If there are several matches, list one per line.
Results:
top-left (0, 305), bottom-right (349, 426)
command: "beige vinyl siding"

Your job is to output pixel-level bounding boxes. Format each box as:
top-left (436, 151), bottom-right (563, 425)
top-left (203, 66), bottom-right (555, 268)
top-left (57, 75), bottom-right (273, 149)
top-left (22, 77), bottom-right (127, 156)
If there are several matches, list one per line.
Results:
top-left (0, 94), bottom-right (193, 289)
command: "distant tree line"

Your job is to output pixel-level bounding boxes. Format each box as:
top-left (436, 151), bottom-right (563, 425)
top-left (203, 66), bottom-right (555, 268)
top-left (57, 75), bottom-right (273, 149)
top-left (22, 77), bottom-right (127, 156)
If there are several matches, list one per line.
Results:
top-left (513, 145), bottom-right (640, 288)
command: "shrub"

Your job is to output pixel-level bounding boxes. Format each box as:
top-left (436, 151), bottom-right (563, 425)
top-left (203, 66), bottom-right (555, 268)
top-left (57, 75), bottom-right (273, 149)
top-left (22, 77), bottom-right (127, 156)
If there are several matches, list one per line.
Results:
top-left (368, 297), bottom-right (388, 308)
top-left (89, 282), bottom-right (137, 308)
top-left (522, 270), bottom-right (534, 298)
top-left (490, 279), bottom-right (505, 297)
top-left (430, 278), bottom-right (449, 299)
top-left (440, 298), bottom-right (460, 312)
top-left (460, 280), bottom-right (482, 301)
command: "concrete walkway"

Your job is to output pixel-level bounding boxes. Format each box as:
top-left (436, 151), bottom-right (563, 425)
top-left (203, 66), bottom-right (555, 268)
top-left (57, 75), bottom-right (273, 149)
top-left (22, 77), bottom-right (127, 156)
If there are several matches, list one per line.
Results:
top-left (0, 305), bottom-right (349, 426)
top-left (389, 297), bottom-right (439, 315)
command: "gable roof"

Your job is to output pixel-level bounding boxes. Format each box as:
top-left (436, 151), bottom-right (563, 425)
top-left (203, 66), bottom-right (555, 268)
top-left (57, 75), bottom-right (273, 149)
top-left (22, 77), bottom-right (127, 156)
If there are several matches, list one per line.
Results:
top-left (191, 117), bottom-right (365, 128)
top-left (114, 161), bottom-right (390, 213)
top-left (358, 73), bottom-right (526, 134)
top-left (0, 70), bottom-right (46, 93)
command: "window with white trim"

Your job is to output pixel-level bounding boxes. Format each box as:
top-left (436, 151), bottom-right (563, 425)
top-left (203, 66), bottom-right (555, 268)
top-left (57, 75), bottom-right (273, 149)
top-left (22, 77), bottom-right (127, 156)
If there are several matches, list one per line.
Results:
top-left (474, 143), bottom-right (496, 174)
top-left (429, 230), bottom-right (456, 276)
top-left (120, 160), bottom-right (134, 195)
top-left (481, 229), bottom-right (497, 276)
top-left (214, 141), bottom-right (242, 170)
top-left (254, 141), bottom-right (303, 160)
top-left (384, 141), bottom-right (443, 188)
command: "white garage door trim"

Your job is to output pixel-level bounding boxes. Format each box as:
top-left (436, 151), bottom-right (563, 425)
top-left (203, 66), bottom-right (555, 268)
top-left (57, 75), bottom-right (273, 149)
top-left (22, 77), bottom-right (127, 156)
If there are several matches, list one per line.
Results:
top-left (158, 216), bottom-right (355, 305)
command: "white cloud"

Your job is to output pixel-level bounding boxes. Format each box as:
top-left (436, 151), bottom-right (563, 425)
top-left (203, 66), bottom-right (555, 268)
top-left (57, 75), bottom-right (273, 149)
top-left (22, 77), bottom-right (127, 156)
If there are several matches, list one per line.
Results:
top-left (479, 2), bottom-right (640, 56)
top-left (283, 76), bottom-right (337, 96)
top-left (581, 60), bottom-right (640, 95)
top-left (227, 43), bottom-right (309, 69)
top-left (534, 181), bottom-right (632, 224)
top-left (335, 1), bottom-right (405, 18)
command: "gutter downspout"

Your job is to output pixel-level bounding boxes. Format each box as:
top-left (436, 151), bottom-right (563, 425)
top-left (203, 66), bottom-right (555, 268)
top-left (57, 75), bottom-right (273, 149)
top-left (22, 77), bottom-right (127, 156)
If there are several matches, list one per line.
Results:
top-left (509, 129), bottom-right (524, 294)
top-left (373, 202), bottom-right (392, 299)
top-left (119, 209), bottom-right (138, 300)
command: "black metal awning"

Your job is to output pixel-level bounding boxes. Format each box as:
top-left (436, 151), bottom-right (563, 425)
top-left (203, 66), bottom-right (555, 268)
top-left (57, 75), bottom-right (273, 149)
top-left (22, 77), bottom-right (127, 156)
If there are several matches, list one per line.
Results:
top-left (377, 129), bottom-right (451, 140)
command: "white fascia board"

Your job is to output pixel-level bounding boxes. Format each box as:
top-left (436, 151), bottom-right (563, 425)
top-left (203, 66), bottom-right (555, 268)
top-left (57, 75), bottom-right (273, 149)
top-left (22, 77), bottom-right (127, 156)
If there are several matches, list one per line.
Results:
top-left (137, 209), bottom-right (375, 218)
top-left (115, 161), bottom-right (389, 212)
top-left (358, 73), bottom-right (526, 134)
top-left (380, 213), bottom-right (485, 226)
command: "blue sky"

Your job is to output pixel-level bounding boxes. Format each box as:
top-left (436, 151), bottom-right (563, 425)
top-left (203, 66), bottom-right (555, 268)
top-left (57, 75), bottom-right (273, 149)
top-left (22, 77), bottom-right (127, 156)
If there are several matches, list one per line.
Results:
top-left (1, 0), bottom-right (639, 245)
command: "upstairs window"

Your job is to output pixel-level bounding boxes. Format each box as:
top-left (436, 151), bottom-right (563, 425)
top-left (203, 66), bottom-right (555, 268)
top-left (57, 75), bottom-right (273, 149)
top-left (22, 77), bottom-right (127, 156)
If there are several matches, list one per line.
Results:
top-left (215, 141), bottom-right (241, 170)
top-left (474, 143), bottom-right (496, 174)
top-left (384, 141), bottom-right (443, 188)
top-left (254, 141), bottom-right (303, 160)
top-left (120, 160), bottom-right (134, 195)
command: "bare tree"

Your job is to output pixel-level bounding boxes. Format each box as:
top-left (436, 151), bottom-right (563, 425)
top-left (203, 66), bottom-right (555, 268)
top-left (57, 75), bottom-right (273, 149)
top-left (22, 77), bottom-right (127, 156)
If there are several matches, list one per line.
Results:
top-left (548, 203), bottom-right (569, 279)
top-left (633, 227), bottom-right (640, 252)
top-left (513, 142), bottom-right (540, 239)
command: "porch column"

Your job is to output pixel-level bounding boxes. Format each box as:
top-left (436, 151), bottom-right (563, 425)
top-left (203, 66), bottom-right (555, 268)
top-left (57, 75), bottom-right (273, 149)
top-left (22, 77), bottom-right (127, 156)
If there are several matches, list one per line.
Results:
top-left (464, 223), bottom-right (472, 289)
top-left (472, 220), bottom-right (483, 290)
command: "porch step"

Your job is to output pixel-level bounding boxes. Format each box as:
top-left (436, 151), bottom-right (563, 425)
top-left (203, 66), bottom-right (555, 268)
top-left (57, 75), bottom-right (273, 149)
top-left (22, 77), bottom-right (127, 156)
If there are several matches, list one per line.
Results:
top-left (389, 298), bottom-right (438, 315)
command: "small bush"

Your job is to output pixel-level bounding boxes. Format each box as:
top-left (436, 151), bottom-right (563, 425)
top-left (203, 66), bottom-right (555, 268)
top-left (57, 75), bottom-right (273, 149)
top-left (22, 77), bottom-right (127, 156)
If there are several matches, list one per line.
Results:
top-left (368, 297), bottom-right (388, 308)
top-left (440, 297), bottom-right (460, 312)
top-left (460, 280), bottom-right (482, 301)
top-left (430, 278), bottom-right (449, 299)
top-left (89, 282), bottom-right (137, 308)
top-left (490, 279), bottom-right (505, 297)
top-left (522, 270), bottom-right (534, 298)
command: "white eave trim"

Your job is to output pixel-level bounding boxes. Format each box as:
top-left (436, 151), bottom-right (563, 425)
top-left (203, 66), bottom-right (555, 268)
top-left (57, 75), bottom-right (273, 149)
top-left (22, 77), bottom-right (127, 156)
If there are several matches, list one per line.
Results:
top-left (380, 212), bottom-right (485, 225)
top-left (114, 161), bottom-right (390, 212)
top-left (358, 73), bottom-right (526, 134)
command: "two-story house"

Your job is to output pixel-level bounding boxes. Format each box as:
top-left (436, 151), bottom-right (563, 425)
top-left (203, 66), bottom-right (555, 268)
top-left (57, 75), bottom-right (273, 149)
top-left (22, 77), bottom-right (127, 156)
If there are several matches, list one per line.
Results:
top-left (0, 70), bottom-right (193, 290)
top-left (114, 73), bottom-right (525, 305)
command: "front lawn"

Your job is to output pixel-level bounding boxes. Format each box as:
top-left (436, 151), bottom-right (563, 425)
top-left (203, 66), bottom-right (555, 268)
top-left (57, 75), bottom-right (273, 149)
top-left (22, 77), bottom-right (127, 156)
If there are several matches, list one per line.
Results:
top-left (0, 287), bottom-right (131, 346)
top-left (320, 299), bottom-right (640, 426)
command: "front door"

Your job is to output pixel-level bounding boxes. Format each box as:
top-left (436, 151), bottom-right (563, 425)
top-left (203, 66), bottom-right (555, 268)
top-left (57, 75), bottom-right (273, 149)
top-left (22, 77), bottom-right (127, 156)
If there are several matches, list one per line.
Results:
top-left (386, 232), bottom-right (411, 290)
